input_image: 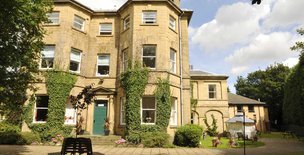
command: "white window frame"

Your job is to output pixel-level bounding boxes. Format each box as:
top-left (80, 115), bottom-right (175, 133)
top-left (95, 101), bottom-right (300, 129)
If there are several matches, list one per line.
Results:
top-left (123, 16), bottom-right (130, 30)
top-left (40, 45), bottom-right (55, 69)
top-left (142, 45), bottom-right (156, 69)
top-left (120, 97), bottom-right (126, 125)
top-left (34, 95), bottom-right (49, 123)
top-left (96, 55), bottom-right (110, 76)
top-left (169, 15), bottom-right (176, 30)
top-left (170, 48), bottom-right (176, 73)
top-left (73, 15), bottom-right (85, 31)
top-left (141, 97), bottom-right (156, 125)
top-left (122, 49), bottom-right (128, 72)
top-left (142, 11), bottom-right (157, 24)
top-left (170, 98), bottom-right (178, 126)
top-left (99, 23), bottom-right (112, 35)
top-left (69, 48), bottom-right (82, 73)
top-left (208, 84), bottom-right (216, 99)
top-left (46, 12), bottom-right (60, 24)
top-left (64, 104), bottom-right (77, 125)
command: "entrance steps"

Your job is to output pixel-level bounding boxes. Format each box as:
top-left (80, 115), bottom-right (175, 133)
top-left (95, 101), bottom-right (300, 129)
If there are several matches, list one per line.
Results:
top-left (78, 135), bottom-right (121, 146)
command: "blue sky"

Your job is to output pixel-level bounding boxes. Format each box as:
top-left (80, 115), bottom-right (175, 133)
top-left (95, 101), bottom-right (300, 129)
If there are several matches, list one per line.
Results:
top-left (78, 0), bottom-right (304, 92)
top-left (181, 0), bottom-right (303, 92)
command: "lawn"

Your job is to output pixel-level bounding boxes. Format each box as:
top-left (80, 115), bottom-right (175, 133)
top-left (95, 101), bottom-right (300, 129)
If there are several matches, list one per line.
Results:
top-left (200, 136), bottom-right (265, 149)
top-left (260, 132), bottom-right (285, 138)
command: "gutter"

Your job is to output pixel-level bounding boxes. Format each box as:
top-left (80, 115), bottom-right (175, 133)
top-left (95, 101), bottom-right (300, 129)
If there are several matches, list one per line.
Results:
top-left (178, 12), bottom-right (184, 126)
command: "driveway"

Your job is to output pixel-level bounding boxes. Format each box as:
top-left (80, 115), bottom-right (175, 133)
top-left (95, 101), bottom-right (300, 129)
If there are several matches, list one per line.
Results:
top-left (0, 138), bottom-right (303, 155)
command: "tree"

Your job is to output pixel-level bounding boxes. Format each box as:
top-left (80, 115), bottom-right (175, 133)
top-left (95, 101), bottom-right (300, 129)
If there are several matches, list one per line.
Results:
top-left (235, 64), bottom-right (290, 129)
top-left (69, 84), bottom-right (96, 137)
top-left (283, 28), bottom-right (304, 127)
top-left (0, 0), bottom-right (52, 124)
top-left (252, 0), bottom-right (262, 5)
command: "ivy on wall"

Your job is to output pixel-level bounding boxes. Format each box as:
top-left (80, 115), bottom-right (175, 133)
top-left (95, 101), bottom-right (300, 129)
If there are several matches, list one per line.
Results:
top-left (45, 70), bottom-right (77, 128)
top-left (121, 61), bottom-right (172, 143)
top-left (23, 70), bottom-right (77, 141)
top-left (121, 61), bottom-right (149, 134)
top-left (155, 78), bottom-right (171, 131)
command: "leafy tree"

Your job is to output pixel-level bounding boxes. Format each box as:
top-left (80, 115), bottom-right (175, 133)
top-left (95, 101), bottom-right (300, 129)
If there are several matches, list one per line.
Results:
top-left (283, 28), bottom-right (304, 127)
top-left (0, 0), bottom-right (52, 124)
top-left (252, 0), bottom-right (262, 5)
top-left (235, 64), bottom-right (290, 129)
top-left (70, 84), bottom-right (96, 137)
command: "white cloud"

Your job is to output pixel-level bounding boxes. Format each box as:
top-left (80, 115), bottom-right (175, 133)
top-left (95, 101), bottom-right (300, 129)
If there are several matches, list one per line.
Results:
top-left (76, 0), bottom-right (126, 10)
top-left (225, 32), bottom-right (299, 73)
top-left (282, 57), bottom-right (299, 68)
top-left (263, 0), bottom-right (304, 28)
top-left (191, 2), bottom-right (270, 51)
top-left (231, 66), bottom-right (249, 75)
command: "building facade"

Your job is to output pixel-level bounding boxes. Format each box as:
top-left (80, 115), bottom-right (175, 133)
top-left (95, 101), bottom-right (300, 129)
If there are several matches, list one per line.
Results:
top-left (190, 70), bottom-right (269, 132)
top-left (22, 0), bottom-right (193, 136)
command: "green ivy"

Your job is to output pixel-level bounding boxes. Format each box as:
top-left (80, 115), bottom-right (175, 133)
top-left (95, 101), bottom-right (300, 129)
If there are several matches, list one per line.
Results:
top-left (23, 70), bottom-right (77, 142)
top-left (23, 95), bottom-right (35, 125)
top-left (121, 61), bottom-right (172, 144)
top-left (121, 61), bottom-right (149, 134)
top-left (155, 78), bottom-right (171, 131)
top-left (45, 70), bottom-right (77, 128)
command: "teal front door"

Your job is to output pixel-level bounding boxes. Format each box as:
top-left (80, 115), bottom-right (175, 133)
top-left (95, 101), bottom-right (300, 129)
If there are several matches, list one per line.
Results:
top-left (93, 100), bottom-right (108, 135)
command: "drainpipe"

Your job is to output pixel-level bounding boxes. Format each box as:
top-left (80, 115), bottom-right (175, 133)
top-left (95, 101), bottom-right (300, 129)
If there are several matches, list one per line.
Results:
top-left (178, 12), bottom-right (184, 126)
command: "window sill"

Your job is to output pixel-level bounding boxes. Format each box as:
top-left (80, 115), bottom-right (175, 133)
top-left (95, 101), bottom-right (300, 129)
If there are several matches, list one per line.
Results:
top-left (33, 121), bottom-right (46, 124)
top-left (64, 123), bottom-right (76, 126)
top-left (170, 125), bottom-right (178, 128)
top-left (169, 27), bottom-right (178, 34)
top-left (96, 35), bottom-right (113, 37)
top-left (39, 68), bottom-right (54, 70)
top-left (121, 28), bottom-right (130, 34)
top-left (71, 27), bottom-right (86, 34)
top-left (69, 70), bottom-right (81, 74)
top-left (140, 23), bottom-right (159, 26)
top-left (141, 123), bottom-right (155, 125)
top-left (96, 74), bottom-right (110, 77)
top-left (43, 23), bottom-right (60, 27)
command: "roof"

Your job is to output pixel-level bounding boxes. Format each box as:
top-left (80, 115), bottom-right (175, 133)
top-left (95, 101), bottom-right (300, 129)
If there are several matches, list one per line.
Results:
top-left (226, 113), bottom-right (255, 123)
top-left (228, 93), bottom-right (265, 105)
top-left (190, 70), bottom-right (228, 80)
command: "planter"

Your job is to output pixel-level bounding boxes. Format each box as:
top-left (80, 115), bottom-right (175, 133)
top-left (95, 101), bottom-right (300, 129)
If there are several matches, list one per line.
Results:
top-left (104, 129), bottom-right (110, 136)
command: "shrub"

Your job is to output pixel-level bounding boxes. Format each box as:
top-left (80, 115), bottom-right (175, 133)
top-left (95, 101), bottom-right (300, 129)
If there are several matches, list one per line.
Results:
top-left (0, 122), bottom-right (20, 133)
top-left (0, 132), bottom-right (20, 144)
top-left (141, 132), bottom-right (170, 148)
top-left (173, 124), bottom-right (203, 147)
top-left (126, 131), bottom-right (141, 144)
top-left (17, 132), bottom-right (41, 145)
top-left (140, 125), bottom-right (161, 133)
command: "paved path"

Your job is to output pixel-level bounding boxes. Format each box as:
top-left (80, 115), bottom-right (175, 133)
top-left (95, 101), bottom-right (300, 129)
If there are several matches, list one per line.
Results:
top-left (0, 138), bottom-right (303, 155)
top-left (0, 145), bottom-right (223, 155)
top-left (223, 138), bottom-right (304, 155)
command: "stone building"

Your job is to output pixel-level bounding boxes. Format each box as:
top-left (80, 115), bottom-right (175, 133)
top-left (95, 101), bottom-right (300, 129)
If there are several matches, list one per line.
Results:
top-left (190, 70), bottom-right (269, 132)
top-left (22, 0), bottom-right (193, 136)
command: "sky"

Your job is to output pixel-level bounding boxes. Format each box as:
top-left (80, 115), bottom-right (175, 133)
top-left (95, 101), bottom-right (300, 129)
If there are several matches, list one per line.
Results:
top-left (77, 0), bottom-right (304, 92)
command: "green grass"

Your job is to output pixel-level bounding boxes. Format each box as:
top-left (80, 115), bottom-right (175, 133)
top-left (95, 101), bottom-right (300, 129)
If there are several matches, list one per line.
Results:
top-left (200, 136), bottom-right (265, 149)
top-left (260, 132), bottom-right (297, 139)
top-left (260, 132), bottom-right (285, 138)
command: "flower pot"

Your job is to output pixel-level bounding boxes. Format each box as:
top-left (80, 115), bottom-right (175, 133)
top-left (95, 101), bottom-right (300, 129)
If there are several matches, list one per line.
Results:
top-left (104, 129), bottom-right (110, 136)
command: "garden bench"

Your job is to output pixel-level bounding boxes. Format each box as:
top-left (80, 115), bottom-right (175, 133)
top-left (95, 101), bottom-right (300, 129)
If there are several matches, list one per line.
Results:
top-left (61, 138), bottom-right (93, 155)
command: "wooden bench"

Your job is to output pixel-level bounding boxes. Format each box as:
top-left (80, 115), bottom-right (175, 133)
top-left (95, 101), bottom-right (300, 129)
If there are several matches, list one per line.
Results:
top-left (61, 138), bottom-right (93, 155)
